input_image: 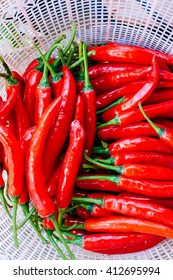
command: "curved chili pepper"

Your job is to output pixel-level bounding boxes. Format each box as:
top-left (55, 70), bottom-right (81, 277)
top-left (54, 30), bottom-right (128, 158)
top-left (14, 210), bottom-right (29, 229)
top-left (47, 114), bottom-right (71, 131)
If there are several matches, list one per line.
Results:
top-left (64, 232), bottom-right (164, 255)
top-left (92, 151), bottom-right (173, 170)
top-left (81, 43), bottom-right (96, 158)
top-left (22, 57), bottom-right (42, 81)
top-left (43, 66), bottom-right (76, 181)
top-left (56, 120), bottom-right (85, 210)
top-left (90, 66), bottom-right (152, 94)
top-left (26, 95), bottom-right (75, 259)
top-left (88, 42), bottom-right (173, 65)
top-left (108, 56), bottom-right (159, 112)
top-left (72, 194), bottom-right (173, 227)
top-left (119, 192), bottom-right (173, 210)
top-left (0, 125), bottom-right (24, 248)
top-left (139, 102), bottom-right (173, 150)
top-left (99, 99), bottom-right (173, 126)
top-left (76, 174), bottom-right (173, 197)
top-left (84, 153), bottom-right (173, 181)
top-left (96, 81), bottom-right (145, 109)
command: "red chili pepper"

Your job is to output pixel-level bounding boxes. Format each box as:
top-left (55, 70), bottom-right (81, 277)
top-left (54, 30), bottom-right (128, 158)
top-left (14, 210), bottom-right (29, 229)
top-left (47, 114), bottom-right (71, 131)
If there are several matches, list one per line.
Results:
top-left (43, 66), bottom-right (77, 181)
top-left (22, 57), bottom-right (42, 82)
top-left (109, 56), bottom-right (159, 112)
top-left (93, 136), bottom-right (173, 156)
top-left (76, 173), bottom-right (123, 193)
top-left (119, 192), bottom-right (173, 210)
top-left (64, 232), bottom-right (164, 255)
top-left (77, 203), bottom-right (111, 219)
top-left (84, 153), bottom-right (173, 181)
top-left (139, 102), bottom-right (173, 150)
top-left (88, 42), bottom-right (173, 65)
top-left (76, 215), bottom-right (173, 240)
top-left (81, 43), bottom-right (96, 158)
top-left (26, 95), bottom-right (75, 259)
top-left (96, 81), bottom-right (145, 109)
top-left (77, 174), bottom-right (173, 198)
top-left (143, 88), bottom-right (173, 105)
top-left (74, 94), bottom-right (85, 128)
top-left (76, 206), bottom-right (92, 219)
top-left (47, 160), bottom-right (63, 197)
top-left (98, 122), bottom-right (159, 141)
top-left (56, 120), bottom-right (85, 210)
top-left (72, 194), bottom-right (173, 227)
top-left (153, 118), bottom-right (173, 130)
top-left (0, 163), bottom-right (12, 218)
top-left (99, 99), bottom-right (173, 125)
top-left (90, 66), bottom-right (152, 94)
top-left (0, 125), bottom-right (24, 247)
top-left (91, 151), bottom-right (173, 170)
top-left (88, 63), bottom-right (149, 79)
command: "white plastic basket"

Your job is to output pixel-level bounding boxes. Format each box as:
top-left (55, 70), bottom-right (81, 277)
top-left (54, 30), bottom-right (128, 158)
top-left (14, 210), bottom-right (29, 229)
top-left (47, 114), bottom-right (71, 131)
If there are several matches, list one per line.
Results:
top-left (0, 0), bottom-right (173, 260)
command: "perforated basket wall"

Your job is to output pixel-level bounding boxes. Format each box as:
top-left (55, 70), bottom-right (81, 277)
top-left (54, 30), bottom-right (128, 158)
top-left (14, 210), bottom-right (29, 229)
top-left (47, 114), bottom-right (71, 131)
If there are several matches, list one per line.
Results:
top-left (0, 0), bottom-right (173, 260)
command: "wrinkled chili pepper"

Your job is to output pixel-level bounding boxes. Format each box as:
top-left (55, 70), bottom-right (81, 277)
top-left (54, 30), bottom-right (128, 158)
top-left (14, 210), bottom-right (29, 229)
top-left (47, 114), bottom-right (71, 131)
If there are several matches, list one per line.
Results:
top-left (90, 66), bottom-right (152, 94)
top-left (72, 194), bottom-right (173, 227)
top-left (76, 174), bottom-right (173, 198)
top-left (43, 66), bottom-right (76, 181)
top-left (63, 232), bottom-right (164, 255)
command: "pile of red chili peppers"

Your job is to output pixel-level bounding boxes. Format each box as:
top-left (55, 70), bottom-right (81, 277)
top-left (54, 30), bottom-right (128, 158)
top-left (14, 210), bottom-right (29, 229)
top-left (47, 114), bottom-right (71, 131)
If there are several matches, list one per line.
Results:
top-left (1, 22), bottom-right (173, 259)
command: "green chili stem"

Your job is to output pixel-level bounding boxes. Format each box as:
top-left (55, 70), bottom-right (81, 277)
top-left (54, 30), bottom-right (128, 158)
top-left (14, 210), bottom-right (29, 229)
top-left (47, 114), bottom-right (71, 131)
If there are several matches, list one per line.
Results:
top-left (76, 174), bottom-right (120, 185)
top-left (12, 197), bottom-right (19, 248)
top-left (17, 206), bottom-right (36, 229)
top-left (96, 97), bottom-right (125, 115)
top-left (0, 56), bottom-right (12, 76)
top-left (66, 43), bottom-right (77, 66)
top-left (0, 189), bottom-right (12, 218)
top-left (97, 116), bottom-right (120, 129)
top-left (52, 21), bottom-right (76, 70)
top-left (20, 204), bottom-right (48, 244)
top-left (72, 196), bottom-right (103, 207)
top-left (50, 214), bottom-right (76, 260)
top-left (53, 232), bottom-right (83, 246)
top-left (69, 50), bottom-right (95, 70)
top-left (92, 146), bottom-right (110, 155)
top-left (45, 229), bottom-right (68, 260)
top-left (83, 43), bottom-right (92, 90)
top-left (138, 102), bottom-right (164, 137)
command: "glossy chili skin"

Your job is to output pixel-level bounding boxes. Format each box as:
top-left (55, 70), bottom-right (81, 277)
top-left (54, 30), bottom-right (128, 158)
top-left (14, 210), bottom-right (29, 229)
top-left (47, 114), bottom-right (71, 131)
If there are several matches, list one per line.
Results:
top-left (108, 136), bottom-right (173, 155)
top-left (100, 99), bottom-right (173, 125)
top-left (26, 96), bottom-right (62, 217)
top-left (56, 120), bottom-right (85, 209)
top-left (77, 204), bottom-right (110, 218)
top-left (111, 56), bottom-right (159, 112)
top-left (47, 160), bottom-right (63, 197)
top-left (98, 122), bottom-right (159, 141)
top-left (96, 81), bottom-right (145, 109)
top-left (88, 42), bottom-right (173, 65)
top-left (0, 83), bottom-right (18, 123)
top-left (49, 74), bottom-right (63, 99)
top-left (22, 58), bottom-right (41, 81)
top-left (90, 66), bottom-right (151, 94)
top-left (96, 151), bottom-right (173, 170)
top-left (76, 174), bottom-right (173, 198)
top-left (43, 66), bottom-right (76, 181)
top-left (23, 67), bottom-right (42, 126)
top-left (0, 164), bottom-right (4, 187)
top-left (88, 63), bottom-right (148, 79)
top-left (143, 88), bottom-right (173, 105)
top-left (81, 216), bottom-right (173, 240)
top-left (74, 94), bottom-right (85, 128)
top-left (119, 192), bottom-right (173, 210)
top-left (0, 125), bottom-right (24, 198)
top-left (81, 233), bottom-right (164, 255)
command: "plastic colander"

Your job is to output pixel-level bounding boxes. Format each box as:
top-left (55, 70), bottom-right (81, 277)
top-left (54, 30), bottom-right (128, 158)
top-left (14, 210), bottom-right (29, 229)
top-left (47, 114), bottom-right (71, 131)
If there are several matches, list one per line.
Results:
top-left (0, 0), bottom-right (173, 260)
